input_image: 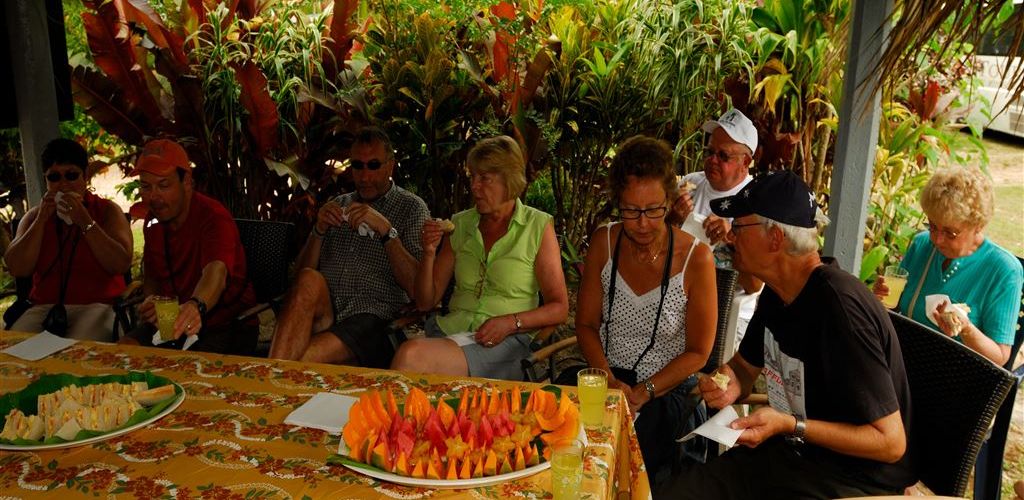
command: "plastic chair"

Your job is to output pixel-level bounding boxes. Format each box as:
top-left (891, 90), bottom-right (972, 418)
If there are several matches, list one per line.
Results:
top-left (520, 267), bottom-right (740, 383)
top-left (972, 255), bottom-right (1024, 500)
top-left (888, 310), bottom-right (1016, 497)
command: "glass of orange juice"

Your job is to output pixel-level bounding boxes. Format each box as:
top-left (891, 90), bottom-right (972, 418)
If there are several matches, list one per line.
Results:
top-left (152, 296), bottom-right (179, 341)
top-left (577, 368), bottom-right (607, 428)
top-left (881, 266), bottom-right (909, 309)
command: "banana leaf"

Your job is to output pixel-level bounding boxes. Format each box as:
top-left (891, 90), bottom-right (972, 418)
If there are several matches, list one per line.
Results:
top-left (0, 371), bottom-right (182, 446)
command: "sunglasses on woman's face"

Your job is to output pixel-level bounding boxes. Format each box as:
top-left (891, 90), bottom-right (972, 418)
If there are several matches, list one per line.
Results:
top-left (45, 171), bottom-right (81, 182)
top-left (350, 159), bottom-right (384, 170)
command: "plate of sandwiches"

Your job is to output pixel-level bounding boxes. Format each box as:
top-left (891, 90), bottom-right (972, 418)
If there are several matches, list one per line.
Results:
top-left (0, 371), bottom-right (184, 450)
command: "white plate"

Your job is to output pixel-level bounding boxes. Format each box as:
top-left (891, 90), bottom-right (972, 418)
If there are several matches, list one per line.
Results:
top-left (341, 456), bottom-right (550, 489)
top-left (0, 383), bottom-right (185, 451)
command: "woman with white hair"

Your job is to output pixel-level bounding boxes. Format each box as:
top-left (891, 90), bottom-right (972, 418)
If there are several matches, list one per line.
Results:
top-left (874, 167), bottom-right (1023, 366)
top-left (391, 135), bottom-right (569, 379)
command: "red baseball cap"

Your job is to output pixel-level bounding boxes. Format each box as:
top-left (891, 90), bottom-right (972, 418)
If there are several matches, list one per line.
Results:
top-left (130, 139), bottom-right (191, 176)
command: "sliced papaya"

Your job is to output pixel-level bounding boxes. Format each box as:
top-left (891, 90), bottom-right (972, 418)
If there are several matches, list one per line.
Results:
top-left (385, 389), bottom-right (400, 419)
top-left (411, 459), bottom-right (425, 479)
top-left (394, 451), bottom-right (409, 476)
top-left (510, 385), bottom-right (521, 414)
top-left (367, 390), bottom-right (392, 429)
top-left (472, 454), bottom-right (484, 478)
top-left (436, 398), bottom-right (456, 429)
top-left (459, 453), bottom-right (473, 479)
top-left (483, 449), bottom-right (498, 476)
top-left (445, 457), bottom-right (459, 480)
top-left (486, 387), bottom-right (501, 415)
top-left (514, 445), bottom-right (526, 471)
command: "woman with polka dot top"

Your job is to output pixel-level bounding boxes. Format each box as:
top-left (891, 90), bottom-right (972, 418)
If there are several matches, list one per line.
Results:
top-left (569, 135), bottom-right (717, 484)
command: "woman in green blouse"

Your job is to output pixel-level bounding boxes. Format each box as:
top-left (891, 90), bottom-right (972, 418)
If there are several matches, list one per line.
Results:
top-left (391, 136), bottom-right (569, 380)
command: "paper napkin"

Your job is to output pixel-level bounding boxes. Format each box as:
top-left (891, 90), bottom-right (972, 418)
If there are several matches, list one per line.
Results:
top-left (2, 331), bottom-right (77, 361)
top-left (285, 393), bottom-right (358, 435)
top-left (677, 405), bottom-right (744, 448)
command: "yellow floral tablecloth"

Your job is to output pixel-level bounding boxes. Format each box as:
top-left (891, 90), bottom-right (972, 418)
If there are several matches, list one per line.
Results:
top-left (0, 331), bottom-right (650, 499)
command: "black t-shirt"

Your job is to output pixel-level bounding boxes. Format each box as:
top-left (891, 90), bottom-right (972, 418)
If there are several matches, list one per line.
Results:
top-left (738, 259), bottom-right (915, 490)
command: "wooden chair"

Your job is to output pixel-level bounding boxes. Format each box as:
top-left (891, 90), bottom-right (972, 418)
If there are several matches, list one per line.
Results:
top-left (972, 255), bottom-right (1024, 500)
top-left (888, 310), bottom-right (1016, 497)
top-left (520, 267), bottom-right (741, 383)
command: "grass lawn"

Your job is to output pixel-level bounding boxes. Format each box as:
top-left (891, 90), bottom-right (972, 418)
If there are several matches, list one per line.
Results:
top-left (989, 185), bottom-right (1024, 257)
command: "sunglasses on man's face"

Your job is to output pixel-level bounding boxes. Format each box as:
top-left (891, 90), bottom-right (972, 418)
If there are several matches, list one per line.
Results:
top-left (350, 159), bottom-right (385, 171)
top-left (45, 171), bottom-right (81, 182)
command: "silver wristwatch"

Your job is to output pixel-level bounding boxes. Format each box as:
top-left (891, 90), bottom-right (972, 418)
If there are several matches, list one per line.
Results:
top-left (787, 414), bottom-right (807, 445)
top-left (643, 379), bottom-right (656, 400)
top-left (379, 226), bottom-right (398, 244)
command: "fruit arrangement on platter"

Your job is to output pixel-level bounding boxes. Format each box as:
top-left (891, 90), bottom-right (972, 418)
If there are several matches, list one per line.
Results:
top-left (341, 385), bottom-right (579, 479)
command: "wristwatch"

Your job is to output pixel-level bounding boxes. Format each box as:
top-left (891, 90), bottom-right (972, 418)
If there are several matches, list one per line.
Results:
top-left (643, 379), bottom-right (656, 401)
top-left (513, 313), bottom-right (522, 331)
top-left (187, 297), bottom-right (208, 319)
top-left (787, 414), bottom-right (807, 446)
top-left (379, 226), bottom-right (399, 244)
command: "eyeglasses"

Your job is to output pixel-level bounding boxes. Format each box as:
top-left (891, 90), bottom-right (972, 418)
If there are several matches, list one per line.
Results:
top-left (729, 221), bottom-right (765, 236)
top-left (926, 222), bottom-right (961, 240)
top-left (703, 147), bottom-right (747, 163)
top-left (619, 206), bottom-right (668, 220)
top-left (350, 159), bottom-right (385, 170)
top-left (45, 171), bottom-right (81, 182)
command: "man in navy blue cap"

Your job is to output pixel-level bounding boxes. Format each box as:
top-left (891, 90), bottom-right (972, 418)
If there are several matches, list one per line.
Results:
top-left (660, 171), bottom-right (915, 499)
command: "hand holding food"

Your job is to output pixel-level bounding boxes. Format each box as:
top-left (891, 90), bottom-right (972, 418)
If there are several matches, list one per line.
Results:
top-left (711, 371), bottom-right (730, 392)
top-left (937, 302), bottom-right (972, 336)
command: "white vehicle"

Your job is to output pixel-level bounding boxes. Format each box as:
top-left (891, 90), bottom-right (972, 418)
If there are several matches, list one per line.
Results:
top-left (970, 0), bottom-right (1024, 138)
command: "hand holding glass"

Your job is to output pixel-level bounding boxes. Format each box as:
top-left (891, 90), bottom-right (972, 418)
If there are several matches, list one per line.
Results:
top-left (880, 266), bottom-right (909, 309)
top-left (577, 368), bottom-right (608, 427)
top-left (152, 297), bottom-right (180, 341)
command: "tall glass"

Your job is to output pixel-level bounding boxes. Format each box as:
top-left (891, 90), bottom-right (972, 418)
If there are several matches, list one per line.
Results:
top-left (577, 368), bottom-right (608, 427)
top-left (152, 297), bottom-right (179, 341)
top-left (550, 439), bottom-right (584, 500)
top-left (881, 266), bottom-right (909, 309)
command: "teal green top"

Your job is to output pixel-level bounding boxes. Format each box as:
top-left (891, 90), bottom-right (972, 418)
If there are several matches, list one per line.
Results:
top-left (898, 231), bottom-right (1022, 345)
top-left (436, 199), bottom-right (552, 334)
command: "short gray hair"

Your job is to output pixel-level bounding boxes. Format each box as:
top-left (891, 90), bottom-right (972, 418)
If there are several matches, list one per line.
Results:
top-left (757, 209), bottom-right (830, 255)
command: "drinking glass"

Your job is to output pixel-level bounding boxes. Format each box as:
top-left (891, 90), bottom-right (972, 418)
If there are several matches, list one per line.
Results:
top-left (152, 296), bottom-right (179, 341)
top-left (881, 266), bottom-right (909, 309)
top-left (577, 368), bottom-right (608, 428)
top-left (550, 439), bottom-right (584, 500)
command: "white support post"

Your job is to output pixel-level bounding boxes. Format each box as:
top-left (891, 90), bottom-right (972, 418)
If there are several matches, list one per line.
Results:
top-left (823, 0), bottom-right (895, 273)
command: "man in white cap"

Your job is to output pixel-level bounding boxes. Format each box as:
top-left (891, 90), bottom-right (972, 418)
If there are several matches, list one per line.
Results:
top-left (673, 108), bottom-right (762, 341)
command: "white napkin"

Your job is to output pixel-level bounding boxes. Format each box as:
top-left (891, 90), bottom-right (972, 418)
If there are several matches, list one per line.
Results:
top-left (286, 393), bottom-right (358, 435)
top-left (2, 331), bottom-right (77, 361)
top-left (677, 405), bottom-right (743, 448)
top-left (446, 332), bottom-right (479, 347)
top-left (338, 206), bottom-right (375, 238)
top-left (680, 212), bottom-right (712, 247)
top-left (54, 192), bottom-right (73, 225)
top-left (151, 331), bottom-right (200, 351)
top-left (924, 294), bottom-right (970, 327)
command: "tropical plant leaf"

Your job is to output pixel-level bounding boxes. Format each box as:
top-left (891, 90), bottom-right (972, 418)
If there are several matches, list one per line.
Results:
top-left (81, 2), bottom-right (165, 124)
top-left (116, 0), bottom-right (188, 71)
top-left (324, 0), bottom-right (359, 76)
top-left (70, 65), bottom-right (149, 145)
top-left (232, 61), bottom-right (280, 157)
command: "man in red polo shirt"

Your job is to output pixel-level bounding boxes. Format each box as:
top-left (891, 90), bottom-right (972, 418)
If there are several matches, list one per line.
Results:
top-left (118, 139), bottom-right (257, 354)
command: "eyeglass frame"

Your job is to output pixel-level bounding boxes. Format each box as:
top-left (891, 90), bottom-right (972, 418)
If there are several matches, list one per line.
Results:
top-left (729, 221), bottom-right (766, 236)
top-left (45, 170), bottom-right (82, 182)
top-left (618, 205), bottom-right (669, 220)
top-left (703, 146), bottom-right (748, 164)
top-left (925, 221), bottom-right (962, 240)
